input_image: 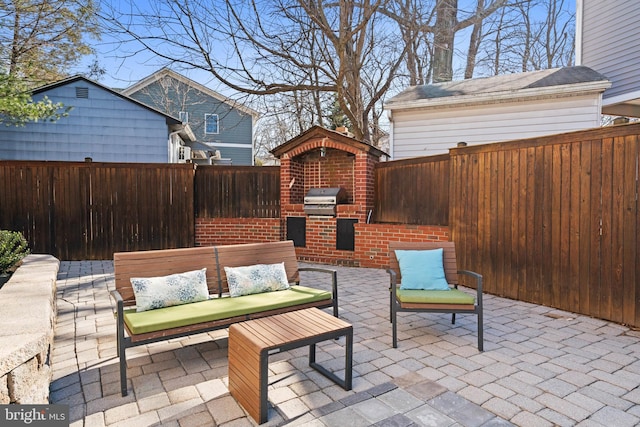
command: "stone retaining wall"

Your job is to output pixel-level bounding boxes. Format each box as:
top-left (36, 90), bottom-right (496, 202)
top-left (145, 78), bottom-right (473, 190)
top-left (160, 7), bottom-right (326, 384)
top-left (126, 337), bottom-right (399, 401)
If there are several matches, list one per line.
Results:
top-left (0, 255), bottom-right (59, 404)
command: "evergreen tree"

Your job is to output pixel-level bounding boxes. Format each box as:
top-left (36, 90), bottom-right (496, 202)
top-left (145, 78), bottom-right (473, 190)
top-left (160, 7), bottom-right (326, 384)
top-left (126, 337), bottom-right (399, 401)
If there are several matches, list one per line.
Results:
top-left (0, 73), bottom-right (67, 126)
top-left (0, 0), bottom-right (98, 124)
top-left (0, 0), bottom-right (100, 86)
top-left (327, 97), bottom-right (352, 130)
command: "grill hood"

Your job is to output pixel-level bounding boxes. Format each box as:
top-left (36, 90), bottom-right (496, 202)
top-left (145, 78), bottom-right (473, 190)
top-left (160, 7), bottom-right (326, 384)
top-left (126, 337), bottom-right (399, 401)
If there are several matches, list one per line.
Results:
top-left (303, 187), bottom-right (347, 216)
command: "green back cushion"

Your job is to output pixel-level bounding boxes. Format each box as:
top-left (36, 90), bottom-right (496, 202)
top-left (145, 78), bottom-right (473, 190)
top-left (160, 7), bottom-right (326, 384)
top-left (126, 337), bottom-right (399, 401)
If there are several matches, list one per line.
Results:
top-left (124, 285), bottom-right (331, 334)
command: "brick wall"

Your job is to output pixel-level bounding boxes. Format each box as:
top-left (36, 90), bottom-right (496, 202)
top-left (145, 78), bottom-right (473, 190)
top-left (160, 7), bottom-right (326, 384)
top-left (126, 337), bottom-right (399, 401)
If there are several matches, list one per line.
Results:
top-left (194, 128), bottom-right (449, 268)
top-left (303, 150), bottom-right (355, 203)
top-left (294, 216), bottom-right (358, 265)
top-left (195, 218), bottom-right (282, 246)
top-left (354, 151), bottom-right (377, 213)
top-left (194, 218), bottom-right (449, 269)
top-left (355, 223), bottom-right (450, 268)
top-left (280, 157), bottom-right (305, 205)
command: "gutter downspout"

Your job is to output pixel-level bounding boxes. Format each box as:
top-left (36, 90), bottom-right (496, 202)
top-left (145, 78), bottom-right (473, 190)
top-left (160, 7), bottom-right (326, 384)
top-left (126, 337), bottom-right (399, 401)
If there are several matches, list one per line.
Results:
top-left (387, 109), bottom-right (394, 160)
top-left (251, 114), bottom-right (258, 166)
top-left (575, 0), bottom-right (584, 65)
top-left (168, 131), bottom-right (181, 163)
top-left (595, 92), bottom-right (603, 126)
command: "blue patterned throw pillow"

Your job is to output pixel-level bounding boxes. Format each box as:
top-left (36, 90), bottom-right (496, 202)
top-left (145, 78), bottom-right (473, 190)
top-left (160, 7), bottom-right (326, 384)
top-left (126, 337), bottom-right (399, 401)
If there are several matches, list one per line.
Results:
top-left (131, 268), bottom-right (209, 312)
top-left (224, 262), bottom-right (290, 297)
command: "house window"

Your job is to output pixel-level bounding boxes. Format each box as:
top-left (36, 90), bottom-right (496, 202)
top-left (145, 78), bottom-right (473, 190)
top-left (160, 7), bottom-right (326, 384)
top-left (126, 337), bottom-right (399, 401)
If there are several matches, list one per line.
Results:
top-left (205, 114), bottom-right (219, 134)
top-left (179, 111), bottom-right (189, 123)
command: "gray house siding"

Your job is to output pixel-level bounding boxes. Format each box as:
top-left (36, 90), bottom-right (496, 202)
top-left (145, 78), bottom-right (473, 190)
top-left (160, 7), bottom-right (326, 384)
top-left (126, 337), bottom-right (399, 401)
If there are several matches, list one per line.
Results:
top-left (215, 145), bottom-right (252, 164)
top-left (578, 0), bottom-right (640, 102)
top-left (127, 74), bottom-right (255, 165)
top-left (0, 80), bottom-right (171, 162)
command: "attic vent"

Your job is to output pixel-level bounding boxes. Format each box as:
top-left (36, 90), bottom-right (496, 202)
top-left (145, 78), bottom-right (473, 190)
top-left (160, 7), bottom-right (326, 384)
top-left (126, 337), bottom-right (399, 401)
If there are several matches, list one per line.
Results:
top-left (75, 87), bottom-right (89, 98)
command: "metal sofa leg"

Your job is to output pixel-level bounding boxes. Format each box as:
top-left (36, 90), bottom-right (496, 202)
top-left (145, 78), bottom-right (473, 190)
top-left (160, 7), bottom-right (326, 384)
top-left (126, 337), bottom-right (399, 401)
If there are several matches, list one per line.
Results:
top-left (477, 309), bottom-right (484, 352)
top-left (119, 347), bottom-right (127, 396)
top-left (117, 323), bottom-right (128, 396)
top-left (389, 289), bottom-right (393, 323)
top-left (112, 293), bottom-right (129, 396)
top-left (392, 305), bottom-right (398, 348)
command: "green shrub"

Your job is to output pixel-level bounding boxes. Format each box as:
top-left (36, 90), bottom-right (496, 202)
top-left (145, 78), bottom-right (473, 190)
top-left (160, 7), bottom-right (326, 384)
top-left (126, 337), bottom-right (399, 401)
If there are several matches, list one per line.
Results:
top-left (0, 230), bottom-right (30, 274)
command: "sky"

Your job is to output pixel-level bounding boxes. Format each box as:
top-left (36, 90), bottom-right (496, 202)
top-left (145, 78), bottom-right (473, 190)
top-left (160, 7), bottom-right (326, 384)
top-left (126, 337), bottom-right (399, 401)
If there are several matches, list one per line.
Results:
top-left (77, 0), bottom-right (576, 94)
top-left (73, 0), bottom-right (224, 91)
top-left (74, 33), bottom-right (220, 91)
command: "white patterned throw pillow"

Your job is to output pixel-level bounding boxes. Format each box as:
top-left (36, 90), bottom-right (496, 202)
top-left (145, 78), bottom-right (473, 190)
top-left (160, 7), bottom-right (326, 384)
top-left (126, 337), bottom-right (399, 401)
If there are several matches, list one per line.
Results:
top-left (131, 268), bottom-right (209, 312)
top-left (224, 262), bottom-right (290, 297)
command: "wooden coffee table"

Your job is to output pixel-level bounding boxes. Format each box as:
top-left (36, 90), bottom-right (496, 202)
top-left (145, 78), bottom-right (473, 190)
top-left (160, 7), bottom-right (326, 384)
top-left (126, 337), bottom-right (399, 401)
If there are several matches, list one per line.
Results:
top-left (228, 308), bottom-right (353, 424)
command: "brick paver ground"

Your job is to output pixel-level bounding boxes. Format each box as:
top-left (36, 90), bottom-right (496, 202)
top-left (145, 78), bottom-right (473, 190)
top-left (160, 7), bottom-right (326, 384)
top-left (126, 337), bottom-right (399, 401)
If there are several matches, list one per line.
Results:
top-left (51, 261), bottom-right (640, 426)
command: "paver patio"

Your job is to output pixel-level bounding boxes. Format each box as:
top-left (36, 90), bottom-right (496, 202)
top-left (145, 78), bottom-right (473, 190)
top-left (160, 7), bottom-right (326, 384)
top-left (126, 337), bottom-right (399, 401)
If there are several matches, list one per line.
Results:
top-left (51, 261), bottom-right (640, 426)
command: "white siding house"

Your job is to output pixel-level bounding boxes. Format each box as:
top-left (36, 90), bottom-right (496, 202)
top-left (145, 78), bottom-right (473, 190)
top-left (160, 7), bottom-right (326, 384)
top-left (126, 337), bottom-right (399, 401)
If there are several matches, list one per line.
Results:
top-left (385, 67), bottom-right (611, 158)
top-left (576, 0), bottom-right (640, 117)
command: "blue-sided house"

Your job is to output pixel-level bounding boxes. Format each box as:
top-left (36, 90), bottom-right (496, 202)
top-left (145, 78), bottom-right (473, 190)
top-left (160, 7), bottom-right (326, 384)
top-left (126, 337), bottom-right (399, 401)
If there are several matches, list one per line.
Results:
top-left (122, 69), bottom-right (260, 165)
top-left (0, 76), bottom-right (195, 163)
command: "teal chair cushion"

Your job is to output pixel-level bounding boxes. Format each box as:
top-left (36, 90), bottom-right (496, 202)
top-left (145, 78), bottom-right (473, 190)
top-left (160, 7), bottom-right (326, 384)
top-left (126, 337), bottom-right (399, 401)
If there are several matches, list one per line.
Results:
top-left (395, 248), bottom-right (450, 291)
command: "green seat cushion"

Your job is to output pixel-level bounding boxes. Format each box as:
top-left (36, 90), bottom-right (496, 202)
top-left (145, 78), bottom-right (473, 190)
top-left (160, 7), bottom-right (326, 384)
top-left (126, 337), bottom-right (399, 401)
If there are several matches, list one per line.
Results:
top-left (396, 288), bottom-right (475, 305)
top-left (124, 285), bottom-right (332, 335)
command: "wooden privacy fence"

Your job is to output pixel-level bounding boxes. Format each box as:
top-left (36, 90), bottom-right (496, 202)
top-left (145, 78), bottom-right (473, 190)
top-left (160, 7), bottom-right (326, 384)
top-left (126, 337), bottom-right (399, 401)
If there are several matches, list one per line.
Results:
top-left (195, 165), bottom-right (280, 218)
top-left (450, 124), bottom-right (640, 326)
top-left (0, 161), bottom-right (195, 260)
top-left (374, 154), bottom-right (450, 225)
top-left (0, 162), bottom-right (280, 260)
top-left (2, 125), bottom-right (638, 327)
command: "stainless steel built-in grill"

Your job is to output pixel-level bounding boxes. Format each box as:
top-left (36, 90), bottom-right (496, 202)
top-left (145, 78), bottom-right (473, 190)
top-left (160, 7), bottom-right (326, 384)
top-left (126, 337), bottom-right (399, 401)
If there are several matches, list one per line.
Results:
top-left (303, 187), bottom-right (348, 216)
